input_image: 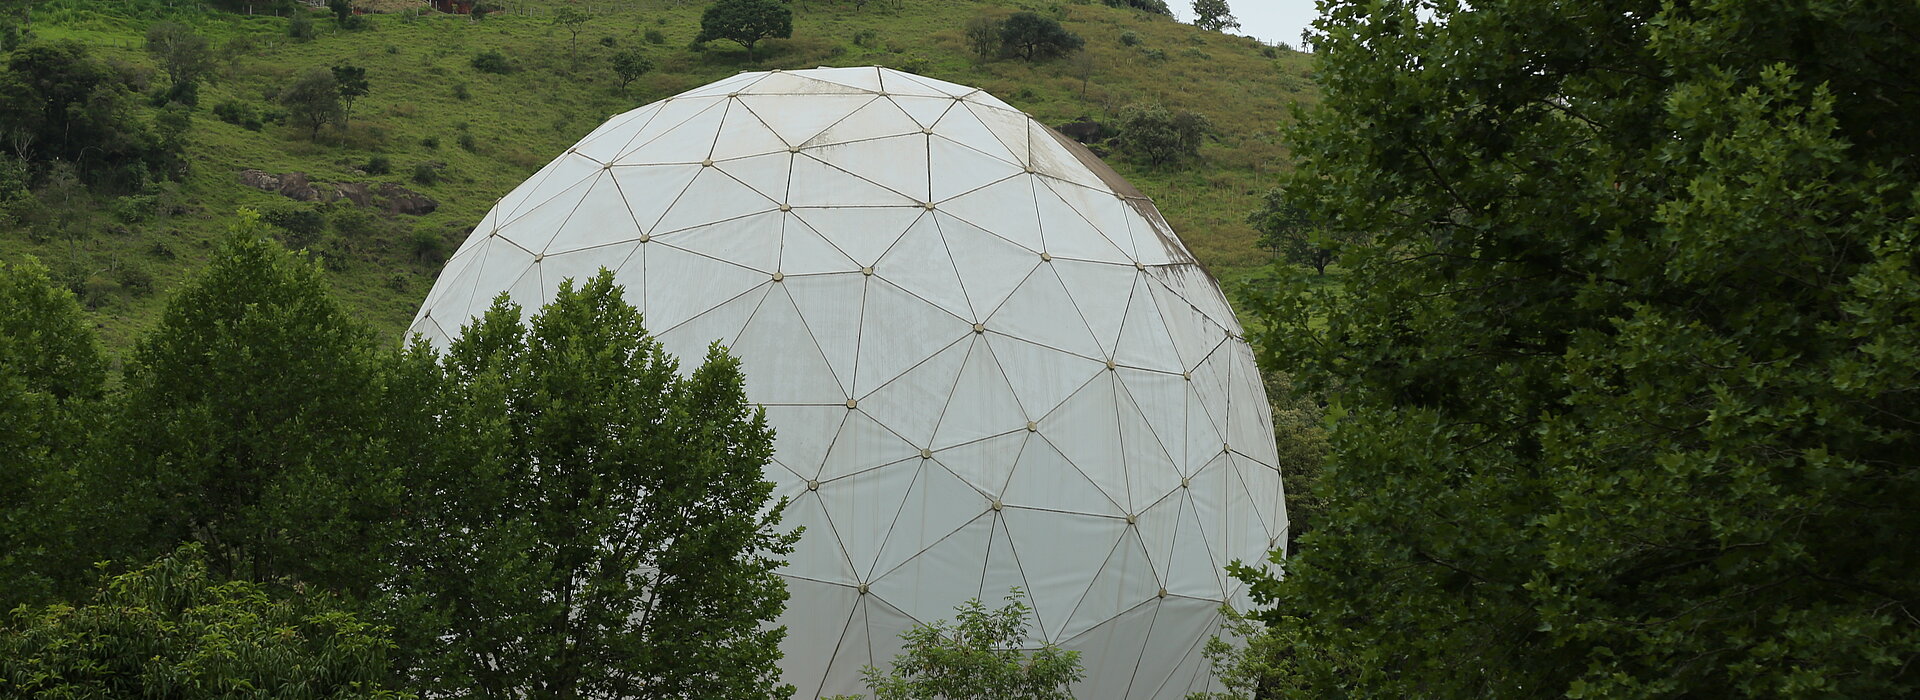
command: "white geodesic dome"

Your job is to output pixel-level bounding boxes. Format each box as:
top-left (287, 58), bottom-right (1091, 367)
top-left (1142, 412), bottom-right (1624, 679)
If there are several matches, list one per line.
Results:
top-left (409, 66), bottom-right (1285, 699)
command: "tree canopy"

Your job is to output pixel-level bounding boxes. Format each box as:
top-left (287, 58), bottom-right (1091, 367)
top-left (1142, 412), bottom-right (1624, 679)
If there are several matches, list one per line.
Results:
top-left (835, 590), bottom-right (1082, 700)
top-left (997, 12), bottom-right (1083, 62)
top-left (696, 0), bottom-right (793, 61)
top-left (1239, 0), bottom-right (1920, 696)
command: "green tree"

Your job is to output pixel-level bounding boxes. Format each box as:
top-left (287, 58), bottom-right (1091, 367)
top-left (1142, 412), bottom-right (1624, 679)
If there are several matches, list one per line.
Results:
top-left (1114, 102), bottom-right (1213, 166)
top-left (331, 63), bottom-right (369, 125)
top-left (696, 0), bottom-right (793, 61)
top-left (1238, 0), bottom-right (1920, 696)
top-left (1190, 0), bottom-right (1238, 33)
top-left (610, 48), bottom-right (653, 89)
top-left (0, 41), bottom-right (180, 187)
top-left (832, 590), bottom-right (1082, 700)
top-left (280, 67), bottom-right (342, 138)
top-left (553, 7), bottom-right (590, 65)
top-left (98, 214), bottom-right (403, 601)
top-left (326, 0), bottom-right (361, 29)
top-left (962, 15), bottom-right (1003, 60)
top-left (395, 271), bottom-right (797, 699)
top-left (997, 12), bottom-right (1082, 61)
top-left (1247, 188), bottom-right (1365, 275)
top-left (0, 258), bottom-right (107, 610)
top-left (0, 545), bottom-right (408, 699)
top-left (144, 21), bottom-right (213, 106)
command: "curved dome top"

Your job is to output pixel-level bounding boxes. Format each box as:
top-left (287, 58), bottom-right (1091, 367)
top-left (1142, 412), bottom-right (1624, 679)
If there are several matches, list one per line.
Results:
top-left (410, 67), bottom-right (1283, 700)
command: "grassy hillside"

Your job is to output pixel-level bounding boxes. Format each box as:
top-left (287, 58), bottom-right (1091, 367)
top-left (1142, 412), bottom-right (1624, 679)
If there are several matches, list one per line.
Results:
top-left (3, 0), bottom-right (1313, 348)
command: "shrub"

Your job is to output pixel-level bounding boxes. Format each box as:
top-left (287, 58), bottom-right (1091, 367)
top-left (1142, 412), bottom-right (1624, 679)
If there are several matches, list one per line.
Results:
top-left (852, 28), bottom-right (880, 48)
top-left (408, 226), bottom-right (448, 264)
top-left (644, 28), bottom-right (666, 44)
top-left (457, 132), bottom-right (478, 152)
top-left (1142, 47), bottom-right (1167, 61)
top-left (288, 13), bottom-right (315, 41)
top-left (363, 155), bottom-right (391, 175)
top-left (262, 205), bottom-right (326, 246)
top-left (110, 260), bottom-right (154, 296)
top-left (1119, 30), bottom-right (1140, 46)
top-left (212, 99), bottom-right (264, 130)
top-left (598, 35), bottom-right (617, 47)
top-left (411, 162), bottom-right (443, 185)
top-left (1114, 102), bottom-right (1213, 166)
top-left (420, 135), bottom-right (440, 150)
top-left (470, 49), bottom-right (512, 74)
top-left (110, 195), bottom-right (159, 223)
top-left (452, 81), bottom-right (471, 100)
top-left (1102, 0), bottom-right (1171, 15)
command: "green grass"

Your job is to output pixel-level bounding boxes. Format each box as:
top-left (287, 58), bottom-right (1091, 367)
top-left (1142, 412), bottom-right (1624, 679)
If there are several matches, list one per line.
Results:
top-left (2, 0), bottom-right (1315, 348)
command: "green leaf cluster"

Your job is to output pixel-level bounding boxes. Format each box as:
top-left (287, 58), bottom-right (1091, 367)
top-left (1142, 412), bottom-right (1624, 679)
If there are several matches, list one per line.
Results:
top-left (833, 590), bottom-right (1083, 700)
top-left (1238, 0), bottom-right (1920, 696)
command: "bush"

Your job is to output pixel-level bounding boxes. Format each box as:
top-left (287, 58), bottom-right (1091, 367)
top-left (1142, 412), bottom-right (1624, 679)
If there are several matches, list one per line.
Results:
top-left (110, 260), bottom-right (154, 296)
top-left (111, 195), bottom-right (159, 223)
top-left (598, 35), bottom-right (617, 48)
top-left (644, 28), bottom-right (666, 44)
top-left (457, 132), bottom-right (478, 152)
top-left (852, 28), bottom-right (880, 48)
top-left (452, 82), bottom-right (471, 100)
top-left (470, 49), bottom-right (512, 74)
top-left (1114, 102), bottom-right (1213, 166)
top-left (1102, 0), bottom-right (1171, 15)
top-left (288, 13), bottom-right (315, 41)
top-left (411, 162), bottom-right (443, 185)
top-left (262, 205), bottom-right (326, 246)
top-left (408, 226), bottom-right (448, 264)
top-left (610, 49), bottom-right (654, 89)
top-left (363, 155), bottom-right (391, 175)
top-left (213, 99), bottom-right (263, 130)
top-left (1142, 47), bottom-right (1167, 62)
top-left (1119, 30), bottom-right (1140, 46)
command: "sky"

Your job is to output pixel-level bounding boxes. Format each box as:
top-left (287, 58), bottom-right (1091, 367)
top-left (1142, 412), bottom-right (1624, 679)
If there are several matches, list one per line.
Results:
top-left (1177, 1), bottom-right (1322, 48)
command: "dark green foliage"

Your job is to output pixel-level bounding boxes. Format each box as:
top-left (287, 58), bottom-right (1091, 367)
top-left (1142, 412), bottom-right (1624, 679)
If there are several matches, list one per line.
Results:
top-left (332, 64), bottom-right (370, 124)
top-left (98, 216), bottom-right (403, 600)
top-left (451, 81), bottom-right (470, 100)
top-left (963, 15), bottom-right (1002, 60)
top-left (0, 258), bottom-right (106, 610)
top-left (288, 12), bottom-right (316, 41)
top-left (610, 48), bottom-right (654, 89)
top-left (598, 35), bottom-right (617, 48)
top-left (405, 226), bottom-right (446, 264)
top-left (144, 22), bottom-right (213, 106)
top-left (1239, 0), bottom-right (1920, 696)
top-left (1190, 0), bottom-right (1238, 33)
top-left (834, 590), bottom-right (1082, 700)
top-left (212, 98), bottom-right (265, 130)
top-left (1103, 0), bottom-right (1171, 16)
top-left (852, 28), bottom-right (880, 49)
top-left (696, 0), bottom-right (793, 61)
top-left (1118, 30), bottom-right (1140, 46)
top-left (0, 41), bottom-right (186, 189)
top-left (280, 68), bottom-right (342, 138)
top-left (326, 0), bottom-right (363, 29)
top-left (997, 12), bottom-right (1083, 61)
top-left (455, 132), bottom-right (477, 152)
top-left (1114, 102), bottom-right (1212, 166)
top-left (394, 272), bottom-right (797, 699)
top-left (644, 28), bottom-right (666, 44)
top-left (1248, 188), bottom-right (1364, 275)
top-left (410, 161), bottom-right (441, 184)
top-left (363, 154), bottom-right (391, 175)
top-left (469, 49), bottom-right (512, 74)
top-left (0, 545), bottom-right (408, 699)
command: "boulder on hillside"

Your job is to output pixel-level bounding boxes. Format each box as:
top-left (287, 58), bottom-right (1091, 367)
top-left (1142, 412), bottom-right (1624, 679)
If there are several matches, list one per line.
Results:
top-left (238, 169), bottom-right (438, 216)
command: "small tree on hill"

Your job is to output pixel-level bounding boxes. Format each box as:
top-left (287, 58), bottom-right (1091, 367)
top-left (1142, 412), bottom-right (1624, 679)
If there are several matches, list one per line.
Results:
top-left (279, 68), bottom-right (341, 138)
top-left (998, 12), bottom-right (1082, 61)
top-left (1248, 188), bottom-right (1364, 275)
top-left (1191, 0), bottom-right (1239, 33)
top-left (1115, 102), bottom-right (1213, 166)
top-left (610, 48), bottom-right (654, 89)
top-left (143, 22), bottom-right (212, 105)
top-left (830, 590), bottom-right (1082, 700)
top-left (963, 15), bottom-right (1003, 60)
top-left (696, 0), bottom-right (793, 61)
top-left (330, 64), bottom-right (368, 125)
top-left (553, 7), bottom-right (590, 65)
top-left (325, 0), bottom-right (362, 29)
